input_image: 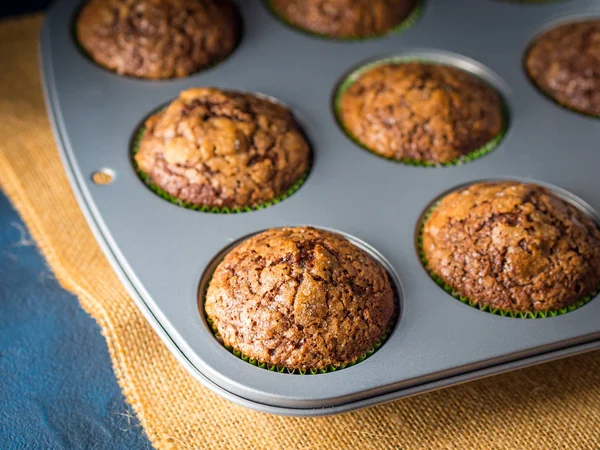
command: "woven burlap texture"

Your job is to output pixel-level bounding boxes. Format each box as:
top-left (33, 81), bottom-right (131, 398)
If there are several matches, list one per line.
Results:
top-left (1, 14), bottom-right (600, 450)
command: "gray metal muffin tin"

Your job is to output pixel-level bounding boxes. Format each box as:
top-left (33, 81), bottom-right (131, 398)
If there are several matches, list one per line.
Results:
top-left (41, 0), bottom-right (600, 416)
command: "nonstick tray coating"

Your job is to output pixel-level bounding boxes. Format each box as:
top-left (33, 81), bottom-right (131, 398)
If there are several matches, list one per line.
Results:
top-left (41, 0), bottom-right (600, 415)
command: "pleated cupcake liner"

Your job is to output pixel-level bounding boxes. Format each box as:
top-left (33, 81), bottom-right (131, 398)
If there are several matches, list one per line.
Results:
top-left (131, 125), bottom-right (309, 213)
top-left (205, 316), bottom-right (392, 374)
top-left (418, 202), bottom-right (599, 319)
top-left (265, 0), bottom-right (424, 41)
top-left (333, 57), bottom-right (510, 167)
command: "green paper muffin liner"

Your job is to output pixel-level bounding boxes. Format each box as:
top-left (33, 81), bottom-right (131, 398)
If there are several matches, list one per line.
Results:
top-left (265, 0), bottom-right (424, 42)
top-left (131, 125), bottom-right (310, 214)
top-left (417, 202), bottom-right (599, 319)
top-left (333, 57), bottom-right (510, 167)
top-left (205, 316), bottom-right (393, 374)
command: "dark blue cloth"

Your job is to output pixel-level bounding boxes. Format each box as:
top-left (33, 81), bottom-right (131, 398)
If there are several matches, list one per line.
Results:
top-left (0, 191), bottom-right (151, 450)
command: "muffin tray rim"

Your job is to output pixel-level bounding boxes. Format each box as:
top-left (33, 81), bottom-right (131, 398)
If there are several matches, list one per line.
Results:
top-left (40, 0), bottom-right (600, 415)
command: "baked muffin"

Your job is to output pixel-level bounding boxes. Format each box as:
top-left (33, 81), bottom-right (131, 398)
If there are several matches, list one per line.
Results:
top-left (525, 19), bottom-right (600, 117)
top-left (135, 88), bottom-right (311, 210)
top-left (270, 0), bottom-right (418, 39)
top-left (422, 181), bottom-right (600, 313)
top-left (205, 227), bottom-right (395, 371)
top-left (76, 0), bottom-right (240, 79)
top-left (338, 62), bottom-right (504, 164)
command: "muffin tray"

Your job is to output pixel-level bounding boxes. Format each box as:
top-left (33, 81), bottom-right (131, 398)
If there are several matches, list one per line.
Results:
top-left (41, 0), bottom-right (600, 416)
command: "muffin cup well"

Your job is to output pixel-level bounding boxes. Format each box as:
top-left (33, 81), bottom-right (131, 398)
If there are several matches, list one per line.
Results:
top-left (200, 227), bottom-right (401, 374)
top-left (417, 201), bottom-right (599, 319)
top-left (206, 314), bottom-right (392, 375)
top-left (523, 28), bottom-right (600, 120)
top-left (131, 125), bottom-right (310, 213)
top-left (264, 0), bottom-right (424, 41)
top-left (333, 57), bottom-right (509, 167)
top-left (72, 0), bottom-right (243, 80)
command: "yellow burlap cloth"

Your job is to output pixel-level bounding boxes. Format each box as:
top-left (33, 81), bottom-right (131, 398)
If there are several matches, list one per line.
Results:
top-left (2, 14), bottom-right (600, 450)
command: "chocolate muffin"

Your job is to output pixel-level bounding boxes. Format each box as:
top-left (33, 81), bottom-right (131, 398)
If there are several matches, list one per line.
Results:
top-left (422, 181), bottom-right (600, 314)
top-left (338, 62), bottom-right (504, 164)
top-left (270, 0), bottom-right (418, 39)
top-left (525, 19), bottom-right (600, 117)
top-left (205, 227), bottom-right (395, 371)
top-left (135, 88), bottom-right (311, 210)
top-left (76, 0), bottom-right (240, 79)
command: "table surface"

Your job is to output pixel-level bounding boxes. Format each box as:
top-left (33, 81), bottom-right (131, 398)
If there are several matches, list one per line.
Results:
top-left (0, 190), bottom-right (151, 449)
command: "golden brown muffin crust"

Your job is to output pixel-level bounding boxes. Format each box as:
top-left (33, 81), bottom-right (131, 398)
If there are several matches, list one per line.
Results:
top-left (525, 19), bottom-right (600, 117)
top-left (135, 88), bottom-right (311, 209)
top-left (422, 182), bottom-right (600, 313)
top-left (338, 62), bottom-right (504, 164)
top-left (205, 227), bottom-right (395, 370)
top-left (270, 0), bottom-right (417, 39)
top-left (76, 0), bottom-right (240, 79)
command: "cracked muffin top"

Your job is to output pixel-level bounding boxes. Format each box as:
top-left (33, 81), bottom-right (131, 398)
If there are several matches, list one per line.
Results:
top-left (270, 0), bottom-right (418, 39)
top-left (338, 62), bottom-right (504, 164)
top-left (525, 19), bottom-right (600, 117)
top-left (205, 227), bottom-right (395, 370)
top-left (134, 88), bottom-right (311, 209)
top-left (76, 0), bottom-right (240, 79)
top-left (422, 181), bottom-right (600, 313)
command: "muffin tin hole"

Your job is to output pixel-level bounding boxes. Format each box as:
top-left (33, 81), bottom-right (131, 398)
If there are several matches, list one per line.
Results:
top-left (263, 0), bottom-right (424, 41)
top-left (523, 16), bottom-right (600, 118)
top-left (332, 50), bottom-right (511, 167)
top-left (91, 169), bottom-right (115, 185)
top-left (416, 178), bottom-right (600, 319)
top-left (71, 0), bottom-right (244, 80)
top-left (130, 91), bottom-right (312, 213)
top-left (197, 226), bottom-right (403, 374)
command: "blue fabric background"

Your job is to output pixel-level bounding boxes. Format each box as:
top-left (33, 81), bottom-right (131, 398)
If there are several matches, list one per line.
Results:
top-left (0, 191), bottom-right (151, 449)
